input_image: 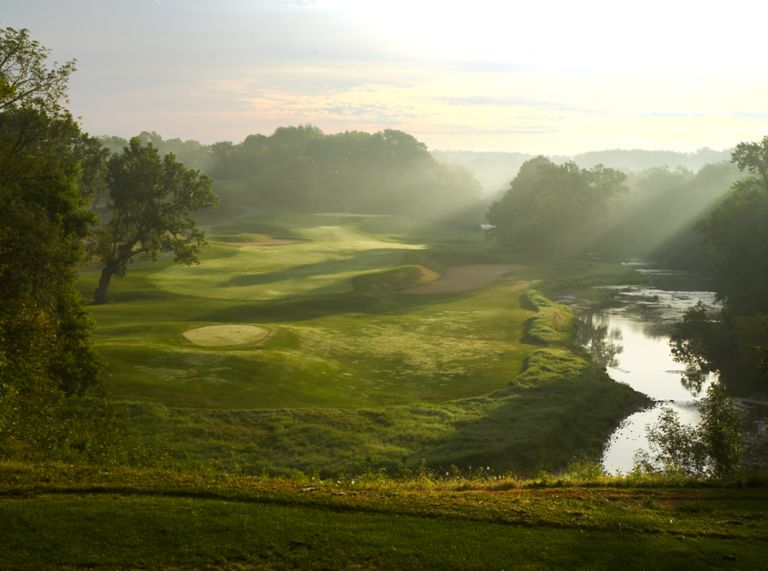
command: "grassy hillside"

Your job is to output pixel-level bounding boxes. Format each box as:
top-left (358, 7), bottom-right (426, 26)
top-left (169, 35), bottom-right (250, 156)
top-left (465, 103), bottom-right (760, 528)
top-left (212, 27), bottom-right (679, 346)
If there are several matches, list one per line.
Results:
top-left (76, 212), bottom-right (646, 476)
top-left (10, 211), bottom-right (763, 568)
top-left (2, 464), bottom-right (767, 569)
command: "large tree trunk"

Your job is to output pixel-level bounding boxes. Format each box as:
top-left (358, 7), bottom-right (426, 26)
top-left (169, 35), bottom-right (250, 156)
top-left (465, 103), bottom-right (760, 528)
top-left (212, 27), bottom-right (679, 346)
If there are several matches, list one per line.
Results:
top-left (93, 264), bottom-right (115, 304)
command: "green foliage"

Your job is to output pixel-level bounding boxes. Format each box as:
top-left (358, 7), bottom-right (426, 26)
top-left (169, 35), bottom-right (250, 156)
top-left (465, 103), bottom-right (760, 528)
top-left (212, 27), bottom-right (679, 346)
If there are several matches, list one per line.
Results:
top-left (639, 407), bottom-right (708, 477)
top-left (595, 162), bottom-right (740, 266)
top-left (0, 391), bottom-right (142, 465)
top-left (0, 27), bottom-right (99, 396)
top-left (0, 27), bottom-right (103, 461)
top-left (100, 131), bottom-right (214, 173)
top-left (0, 27), bottom-right (76, 115)
top-left (92, 138), bottom-right (218, 303)
top-left (520, 290), bottom-right (575, 345)
top-left (638, 385), bottom-right (744, 478)
top-left (209, 126), bottom-right (482, 224)
top-left (700, 144), bottom-right (768, 315)
top-left (698, 385), bottom-right (745, 477)
top-left (486, 156), bottom-right (626, 259)
top-left (2, 464), bottom-right (767, 569)
top-left (670, 136), bottom-right (768, 391)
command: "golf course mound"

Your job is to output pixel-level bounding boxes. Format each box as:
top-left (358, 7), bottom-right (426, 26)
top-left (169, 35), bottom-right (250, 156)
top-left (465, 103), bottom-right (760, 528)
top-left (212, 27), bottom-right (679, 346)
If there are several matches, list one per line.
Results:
top-left (182, 324), bottom-right (269, 347)
top-left (402, 264), bottom-right (518, 294)
top-left (217, 233), bottom-right (299, 246)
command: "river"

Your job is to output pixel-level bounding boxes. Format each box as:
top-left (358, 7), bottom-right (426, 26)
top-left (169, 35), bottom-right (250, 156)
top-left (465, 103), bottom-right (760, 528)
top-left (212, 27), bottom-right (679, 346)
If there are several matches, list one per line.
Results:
top-left (574, 265), bottom-right (718, 473)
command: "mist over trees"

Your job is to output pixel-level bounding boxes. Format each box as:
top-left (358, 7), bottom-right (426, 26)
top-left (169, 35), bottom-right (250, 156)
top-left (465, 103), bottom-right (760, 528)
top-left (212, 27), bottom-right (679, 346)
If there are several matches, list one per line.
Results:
top-left (100, 131), bottom-right (213, 174)
top-left (486, 157), bottom-right (627, 259)
top-left (209, 126), bottom-right (483, 224)
top-left (596, 162), bottom-right (741, 265)
top-left (480, 153), bottom-right (740, 269)
top-left (435, 148), bottom-right (731, 197)
top-left (97, 130), bottom-right (739, 270)
top-left (99, 127), bottom-right (483, 225)
top-left (671, 137), bottom-right (768, 393)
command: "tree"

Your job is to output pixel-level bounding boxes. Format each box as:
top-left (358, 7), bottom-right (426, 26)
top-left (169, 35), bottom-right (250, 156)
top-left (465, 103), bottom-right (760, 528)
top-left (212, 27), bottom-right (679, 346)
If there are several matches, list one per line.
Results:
top-left (698, 137), bottom-right (768, 315)
top-left (207, 126), bottom-right (482, 222)
top-left (0, 27), bottom-right (100, 398)
top-left (638, 385), bottom-right (743, 478)
top-left (93, 138), bottom-right (218, 304)
top-left (486, 157), bottom-right (626, 260)
top-left (0, 27), bottom-right (75, 115)
top-left (670, 136), bottom-right (768, 392)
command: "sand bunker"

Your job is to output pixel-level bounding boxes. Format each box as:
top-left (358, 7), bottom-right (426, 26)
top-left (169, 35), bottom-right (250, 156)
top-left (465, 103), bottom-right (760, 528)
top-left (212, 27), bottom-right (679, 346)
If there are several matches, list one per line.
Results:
top-left (401, 264), bottom-right (518, 294)
top-left (183, 324), bottom-right (269, 347)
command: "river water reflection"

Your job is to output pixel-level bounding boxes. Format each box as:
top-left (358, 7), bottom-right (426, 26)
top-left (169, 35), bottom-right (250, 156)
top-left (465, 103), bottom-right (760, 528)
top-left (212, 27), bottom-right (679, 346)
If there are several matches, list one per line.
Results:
top-left (576, 267), bottom-right (718, 473)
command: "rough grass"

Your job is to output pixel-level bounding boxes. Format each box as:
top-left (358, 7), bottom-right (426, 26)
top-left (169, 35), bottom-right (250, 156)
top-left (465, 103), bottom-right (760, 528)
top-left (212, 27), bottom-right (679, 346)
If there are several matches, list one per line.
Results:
top-left (77, 212), bottom-right (647, 477)
top-left (79, 213), bottom-right (537, 409)
top-left (2, 463), bottom-right (767, 569)
top-left (112, 371), bottom-right (643, 477)
top-left (521, 289), bottom-right (576, 345)
top-left (401, 263), bottom-right (517, 294)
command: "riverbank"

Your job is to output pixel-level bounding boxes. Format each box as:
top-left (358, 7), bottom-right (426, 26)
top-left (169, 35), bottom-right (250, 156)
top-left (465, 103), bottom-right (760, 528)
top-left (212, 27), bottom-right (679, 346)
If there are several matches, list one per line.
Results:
top-left (554, 263), bottom-right (768, 474)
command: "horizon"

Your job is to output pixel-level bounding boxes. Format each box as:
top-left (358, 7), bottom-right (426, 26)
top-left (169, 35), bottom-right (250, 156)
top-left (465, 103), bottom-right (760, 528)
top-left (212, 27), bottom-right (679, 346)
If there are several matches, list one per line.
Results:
top-left (100, 126), bottom-right (736, 157)
top-left (4, 0), bottom-right (768, 155)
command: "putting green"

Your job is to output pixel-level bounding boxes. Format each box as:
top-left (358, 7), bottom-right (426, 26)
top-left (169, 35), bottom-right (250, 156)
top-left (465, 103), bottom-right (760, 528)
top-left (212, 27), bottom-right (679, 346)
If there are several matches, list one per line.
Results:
top-left (182, 325), bottom-right (269, 347)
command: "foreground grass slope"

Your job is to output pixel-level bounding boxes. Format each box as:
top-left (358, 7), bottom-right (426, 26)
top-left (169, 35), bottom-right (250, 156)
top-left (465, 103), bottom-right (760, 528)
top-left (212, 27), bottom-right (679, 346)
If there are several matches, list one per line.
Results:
top-left (78, 212), bottom-right (646, 476)
top-left (2, 464), bottom-right (767, 569)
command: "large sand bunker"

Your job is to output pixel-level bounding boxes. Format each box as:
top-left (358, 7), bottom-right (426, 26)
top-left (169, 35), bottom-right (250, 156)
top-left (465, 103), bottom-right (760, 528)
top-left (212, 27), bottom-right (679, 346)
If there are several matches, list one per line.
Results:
top-left (402, 264), bottom-right (518, 294)
top-left (183, 324), bottom-right (269, 347)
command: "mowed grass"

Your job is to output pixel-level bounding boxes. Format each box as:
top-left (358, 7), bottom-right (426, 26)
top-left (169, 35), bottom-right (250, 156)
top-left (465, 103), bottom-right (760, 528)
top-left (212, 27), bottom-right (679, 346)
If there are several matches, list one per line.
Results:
top-left (77, 212), bottom-right (647, 476)
top-left (2, 464), bottom-right (767, 569)
top-left (79, 212), bottom-right (534, 409)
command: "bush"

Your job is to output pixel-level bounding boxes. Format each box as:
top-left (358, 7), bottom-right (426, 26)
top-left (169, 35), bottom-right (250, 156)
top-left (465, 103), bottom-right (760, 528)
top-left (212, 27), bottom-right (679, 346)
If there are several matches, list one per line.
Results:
top-left (636, 384), bottom-right (743, 478)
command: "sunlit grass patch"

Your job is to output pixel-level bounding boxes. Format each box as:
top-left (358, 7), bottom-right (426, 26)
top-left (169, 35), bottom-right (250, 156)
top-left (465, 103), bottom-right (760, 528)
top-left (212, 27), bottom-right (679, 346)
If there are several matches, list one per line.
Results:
top-left (151, 215), bottom-right (428, 302)
top-left (521, 289), bottom-right (576, 344)
top-left (76, 211), bottom-right (648, 476)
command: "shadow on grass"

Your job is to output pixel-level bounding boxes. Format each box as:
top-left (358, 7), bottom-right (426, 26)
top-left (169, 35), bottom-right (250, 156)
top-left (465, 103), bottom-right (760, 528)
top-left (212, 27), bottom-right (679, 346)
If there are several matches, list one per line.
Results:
top-left (224, 248), bottom-right (411, 287)
top-left (197, 290), bottom-right (450, 323)
top-left (418, 372), bottom-right (647, 476)
top-left (125, 366), bottom-right (647, 478)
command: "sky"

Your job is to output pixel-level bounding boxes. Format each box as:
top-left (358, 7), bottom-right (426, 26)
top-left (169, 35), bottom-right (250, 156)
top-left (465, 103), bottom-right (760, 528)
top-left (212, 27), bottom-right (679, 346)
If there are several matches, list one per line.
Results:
top-left (4, 0), bottom-right (768, 154)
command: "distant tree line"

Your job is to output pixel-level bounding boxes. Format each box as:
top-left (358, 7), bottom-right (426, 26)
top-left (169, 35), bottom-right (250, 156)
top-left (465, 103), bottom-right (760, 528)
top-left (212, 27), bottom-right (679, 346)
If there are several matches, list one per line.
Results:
top-left (101, 126), bottom-right (483, 226)
top-left (435, 148), bottom-right (732, 199)
top-left (485, 157), bottom-right (627, 260)
top-left (596, 162), bottom-right (741, 266)
top-left (485, 156), bottom-right (741, 266)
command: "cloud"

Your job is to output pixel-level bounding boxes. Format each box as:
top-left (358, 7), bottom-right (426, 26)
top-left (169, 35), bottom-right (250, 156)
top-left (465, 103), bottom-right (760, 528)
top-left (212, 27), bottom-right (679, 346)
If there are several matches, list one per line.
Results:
top-left (437, 95), bottom-right (585, 113)
top-left (731, 111), bottom-right (768, 119)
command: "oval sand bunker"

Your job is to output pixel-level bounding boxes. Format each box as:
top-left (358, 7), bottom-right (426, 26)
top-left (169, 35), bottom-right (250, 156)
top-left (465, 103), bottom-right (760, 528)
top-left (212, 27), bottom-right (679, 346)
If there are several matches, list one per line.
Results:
top-left (183, 325), bottom-right (268, 347)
